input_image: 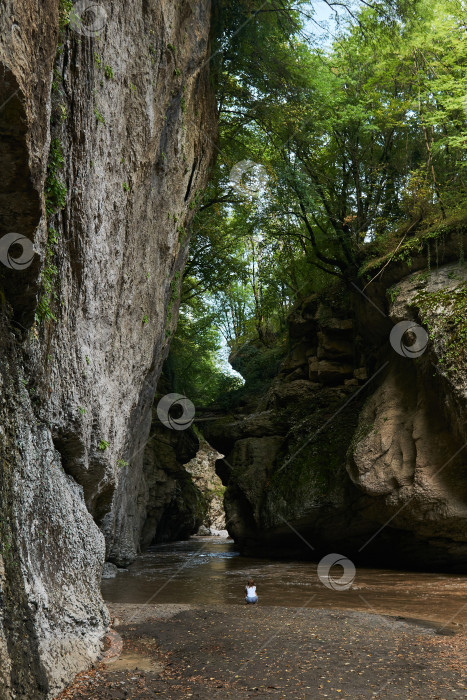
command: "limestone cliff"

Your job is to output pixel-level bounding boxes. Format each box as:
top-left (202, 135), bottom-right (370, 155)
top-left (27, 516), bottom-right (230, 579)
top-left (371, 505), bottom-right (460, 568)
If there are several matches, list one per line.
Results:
top-left (185, 439), bottom-right (226, 531)
top-left (204, 226), bottom-right (467, 572)
top-left (0, 0), bottom-right (215, 696)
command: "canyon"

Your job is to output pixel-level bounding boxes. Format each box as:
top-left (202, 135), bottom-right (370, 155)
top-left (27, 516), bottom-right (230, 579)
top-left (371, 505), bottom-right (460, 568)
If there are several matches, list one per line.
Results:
top-left (0, 1), bottom-right (467, 698)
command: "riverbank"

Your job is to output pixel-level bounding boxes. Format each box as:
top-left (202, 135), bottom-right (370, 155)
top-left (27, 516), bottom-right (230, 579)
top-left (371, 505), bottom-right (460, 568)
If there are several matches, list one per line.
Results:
top-left (57, 603), bottom-right (466, 699)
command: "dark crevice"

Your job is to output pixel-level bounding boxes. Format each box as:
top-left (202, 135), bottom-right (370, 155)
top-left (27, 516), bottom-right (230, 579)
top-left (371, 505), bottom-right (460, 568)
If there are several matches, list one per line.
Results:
top-left (184, 157), bottom-right (198, 201)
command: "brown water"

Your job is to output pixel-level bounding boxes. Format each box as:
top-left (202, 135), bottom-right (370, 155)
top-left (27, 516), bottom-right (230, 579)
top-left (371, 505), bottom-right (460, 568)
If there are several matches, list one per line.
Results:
top-left (102, 537), bottom-right (467, 630)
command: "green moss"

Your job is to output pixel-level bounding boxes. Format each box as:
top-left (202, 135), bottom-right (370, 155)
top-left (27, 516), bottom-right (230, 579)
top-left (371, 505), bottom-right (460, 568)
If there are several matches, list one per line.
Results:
top-left (270, 393), bottom-right (364, 500)
top-left (206, 484), bottom-right (226, 500)
top-left (359, 210), bottom-right (467, 279)
top-left (415, 283), bottom-right (467, 372)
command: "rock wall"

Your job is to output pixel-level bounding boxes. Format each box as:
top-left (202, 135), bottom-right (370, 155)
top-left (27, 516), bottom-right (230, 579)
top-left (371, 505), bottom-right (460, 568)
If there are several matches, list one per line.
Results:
top-left (0, 0), bottom-right (215, 696)
top-left (185, 440), bottom-right (226, 531)
top-left (205, 233), bottom-right (467, 572)
top-left (138, 407), bottom-right (205, 552)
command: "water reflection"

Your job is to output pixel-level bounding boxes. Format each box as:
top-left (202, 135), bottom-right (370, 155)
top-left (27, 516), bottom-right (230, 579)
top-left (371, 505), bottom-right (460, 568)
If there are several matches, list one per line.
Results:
top-left (102, 537), bottom-right (467, 628)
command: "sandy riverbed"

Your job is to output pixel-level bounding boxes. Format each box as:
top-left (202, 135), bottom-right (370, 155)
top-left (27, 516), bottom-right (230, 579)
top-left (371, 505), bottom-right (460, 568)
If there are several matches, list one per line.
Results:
top-left (56, 602), bottom-right (466, 699)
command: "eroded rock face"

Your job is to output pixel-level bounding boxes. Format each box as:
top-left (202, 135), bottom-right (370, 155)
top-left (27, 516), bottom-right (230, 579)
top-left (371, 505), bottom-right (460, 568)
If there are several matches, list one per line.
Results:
top-left (185, 440), bottom-right (226, 530)
top-left (348, 263), bottom-right (467, 558)
top-left (0, 0), bottom-right (215, 696)
top-left (137, 407), bottom-right (205, 554)
top-left (205, 260), bottom-right (467, 572)
top-left (0, 322), bottom-right (109, 699)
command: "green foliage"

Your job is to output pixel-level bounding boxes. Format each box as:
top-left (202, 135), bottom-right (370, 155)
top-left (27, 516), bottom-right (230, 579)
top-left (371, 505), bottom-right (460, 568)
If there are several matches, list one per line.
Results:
top-left (387, 286), bottom-right (401, 303)
top-left (165, 305), bottom-right (243, 407)
top-left (98, 440), bottom-right (110, 451)
top-left (168, 0), bottom-right (467, 409)
top-left (58, 0), bottom-right (73, 28)
top-left (35, 228), bottom-right (60, 324)
top-left (360, 212), bottom-right (467, 278)
top-left (117, 459), bottom-right (129, 469)
top-left (104, 65), bottom-right (113, 79)
top-left (222, 342), bottom-right (285, 408)
top-left (94, 107), bottom-right (105, 125)
top-left (142, 314), bottom-right (149, 325)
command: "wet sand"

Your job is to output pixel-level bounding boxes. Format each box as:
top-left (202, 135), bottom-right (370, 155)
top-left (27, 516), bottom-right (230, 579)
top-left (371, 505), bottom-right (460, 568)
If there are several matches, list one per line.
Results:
top-left (57, 602), bottom-right (467, 699)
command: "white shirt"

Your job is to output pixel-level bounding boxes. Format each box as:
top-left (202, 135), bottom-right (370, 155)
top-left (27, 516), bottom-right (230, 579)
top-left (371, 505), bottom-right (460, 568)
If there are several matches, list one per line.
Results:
top-left (246, 585), bottom-right (256, 597)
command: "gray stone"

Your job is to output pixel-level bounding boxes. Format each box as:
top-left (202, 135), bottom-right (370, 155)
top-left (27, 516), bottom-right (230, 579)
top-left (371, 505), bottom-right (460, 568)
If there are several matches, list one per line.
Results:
top-left (185, 441), bottom-right (226, 531)
top-left (0, 0), bottom-right (215, 695)
top-left (102, 562), bottom-right (119, 579)
top-left (197, 525), bottom-right (211, 536)
top-left (205, 263), bottom-right (467, 571)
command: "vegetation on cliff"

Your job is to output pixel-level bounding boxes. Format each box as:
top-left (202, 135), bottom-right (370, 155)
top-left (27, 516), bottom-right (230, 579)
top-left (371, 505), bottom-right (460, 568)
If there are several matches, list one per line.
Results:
top-left (166, 0), bottom-right (467, 407)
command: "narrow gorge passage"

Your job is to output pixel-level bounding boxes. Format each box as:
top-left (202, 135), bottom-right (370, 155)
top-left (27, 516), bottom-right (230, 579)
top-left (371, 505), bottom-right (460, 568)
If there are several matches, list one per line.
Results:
top-left (2, 0), bottom-right (467, 699)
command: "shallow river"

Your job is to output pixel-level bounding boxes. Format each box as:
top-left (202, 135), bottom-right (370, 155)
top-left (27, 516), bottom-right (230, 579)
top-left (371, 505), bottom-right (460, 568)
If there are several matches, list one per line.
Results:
top-left (102, 537), bottom-right (467, 629)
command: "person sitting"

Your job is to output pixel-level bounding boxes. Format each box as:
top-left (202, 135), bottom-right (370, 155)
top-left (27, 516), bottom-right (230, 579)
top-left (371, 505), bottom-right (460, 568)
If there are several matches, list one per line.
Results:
top-left (245, 578), bottom-right (258, 604)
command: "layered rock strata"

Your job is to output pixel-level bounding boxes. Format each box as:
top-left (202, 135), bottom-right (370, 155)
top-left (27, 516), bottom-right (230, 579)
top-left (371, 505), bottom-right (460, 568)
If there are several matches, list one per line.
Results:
top-left (205, 254), bottom-right (467, 572)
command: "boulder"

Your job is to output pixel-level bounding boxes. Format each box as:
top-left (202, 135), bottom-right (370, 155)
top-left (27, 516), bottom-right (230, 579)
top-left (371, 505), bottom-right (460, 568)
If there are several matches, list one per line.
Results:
top-left (102, 562), bottom-right (119, 579)
top-left (197, 525), bottom-right (212, 536)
